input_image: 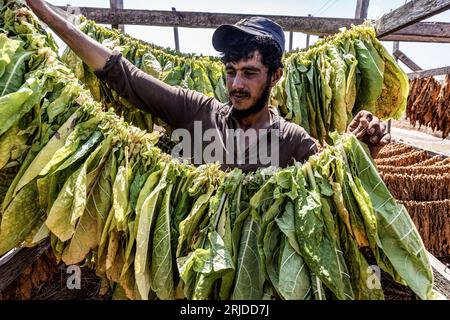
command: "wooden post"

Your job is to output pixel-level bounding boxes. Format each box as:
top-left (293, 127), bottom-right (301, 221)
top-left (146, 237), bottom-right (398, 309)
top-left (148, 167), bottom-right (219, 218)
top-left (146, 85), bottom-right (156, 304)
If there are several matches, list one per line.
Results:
top-left (289, 31), bottom-right (293, 51)
top-left (305, 14), bottom-right (311, 49)
top-left (110, 0), bottom-right (124, 32)
top-left (172, 7), bottom-right (180, 52)
top-left (355, 0), bottom-right (370, 19)
top-left (388, 41), bottom-right (401, 134)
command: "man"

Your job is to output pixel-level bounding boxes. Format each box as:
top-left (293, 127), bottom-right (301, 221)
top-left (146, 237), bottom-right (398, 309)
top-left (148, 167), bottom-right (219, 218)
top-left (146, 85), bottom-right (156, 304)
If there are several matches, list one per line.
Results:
top-left (26, 1), bottom-right (390, 172)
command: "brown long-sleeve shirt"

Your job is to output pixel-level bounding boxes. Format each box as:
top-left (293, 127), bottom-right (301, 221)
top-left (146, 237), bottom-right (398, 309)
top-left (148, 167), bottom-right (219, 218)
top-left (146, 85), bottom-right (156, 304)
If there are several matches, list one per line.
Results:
top-left (94, 52), bottom-right (318, 172)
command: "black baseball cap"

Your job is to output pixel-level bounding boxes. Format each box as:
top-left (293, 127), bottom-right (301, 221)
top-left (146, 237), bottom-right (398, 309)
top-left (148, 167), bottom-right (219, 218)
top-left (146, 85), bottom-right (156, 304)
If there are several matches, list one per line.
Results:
top-left (212, 17), bottom-right (285, 53)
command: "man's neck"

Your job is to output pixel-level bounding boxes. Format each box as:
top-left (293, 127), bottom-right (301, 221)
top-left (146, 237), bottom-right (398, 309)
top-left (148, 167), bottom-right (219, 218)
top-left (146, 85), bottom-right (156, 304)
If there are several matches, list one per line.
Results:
top-left (237, 105), bottom-right (272, 131)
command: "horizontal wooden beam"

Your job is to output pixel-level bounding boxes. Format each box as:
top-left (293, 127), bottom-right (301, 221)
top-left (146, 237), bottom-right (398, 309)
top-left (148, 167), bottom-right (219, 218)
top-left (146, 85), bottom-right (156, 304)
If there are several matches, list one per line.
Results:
top-left (408, 66), bottom-right (450, 79)
top-left (54, 6), bottom-right (450, 43)
top-left (56, 6), bottom-right (364, 35)
top-left (376, 0), bottom-right (450, 38)
top-left (393, 49), bottom-right (422, 71)
top-left (380, 21), bottom-right (450, 43)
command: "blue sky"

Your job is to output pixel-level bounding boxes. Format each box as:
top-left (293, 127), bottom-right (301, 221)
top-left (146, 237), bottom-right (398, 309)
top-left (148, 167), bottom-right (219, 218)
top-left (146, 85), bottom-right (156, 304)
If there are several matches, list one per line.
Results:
top-left (48, 0), bottom-right (450, 72)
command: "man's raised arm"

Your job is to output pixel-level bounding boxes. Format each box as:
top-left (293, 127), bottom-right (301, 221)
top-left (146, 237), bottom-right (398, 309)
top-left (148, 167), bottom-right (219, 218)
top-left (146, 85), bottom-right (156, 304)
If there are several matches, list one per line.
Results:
top-left (26, 0), bottom-right (220, 130)
top-left (26, 0), bottom-right (111, 71)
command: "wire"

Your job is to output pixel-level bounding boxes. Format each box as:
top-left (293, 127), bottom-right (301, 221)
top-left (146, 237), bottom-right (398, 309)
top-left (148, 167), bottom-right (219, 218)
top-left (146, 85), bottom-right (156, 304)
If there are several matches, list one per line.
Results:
top-left (312, 0), bottom-right (333, 17)
top-left (315, 0), bottom-right (340, 16)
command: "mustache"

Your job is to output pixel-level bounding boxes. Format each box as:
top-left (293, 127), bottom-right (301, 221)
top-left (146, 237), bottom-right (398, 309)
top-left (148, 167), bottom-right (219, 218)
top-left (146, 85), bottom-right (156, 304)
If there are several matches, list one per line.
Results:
top-left (230, 90), bottom-right (251, 97)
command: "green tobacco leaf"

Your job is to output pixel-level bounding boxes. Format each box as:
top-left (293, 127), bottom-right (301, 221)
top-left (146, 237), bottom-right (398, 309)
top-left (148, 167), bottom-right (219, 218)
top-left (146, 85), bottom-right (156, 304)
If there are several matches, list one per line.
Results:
top-left (38, 117), bottom-right (99, 177)
top-left (54, 131), bottom-right (103, 174)
top-left (0, 49), bottom-right (33, 97)
top-left (327, 45), bottom-right (348, 133)
top-left (135, 164), bottom-right (169, 300)
top-left (0, 34), bottom-right (21, 79)
top-left (263, 220), bottom-right (282, 291)
top-left (354, 39), bottom-right (384, 113)
top-left (338, 217), bottom-right (384, 300)
top-left (96, 151), bottom-right (117, 242)
top-left (276, 201), bottom-right (301, 255)
top-left (134, 166), bottom-right (163, 238)
top-left (177, 184), bottom-right (215, 257)
top-left (47, 82), bottom-right (82, 122)
top-left (0, 87), bottom-right (33, 135)
top-left (151, 183), bottom-right (175, 300)
top-left (192, 231), bottom-right (234, 300)
top-left (372, 39), bottom-right (409, 120)
top-left (12, 112), bottom-right (79, 197)
top-left (232, 214), bottom-right (263, 300)
top-left (278, 237), bottom-right (312, 300)
top-left (0, 124), bottom-right (28, 170)
top-left (177, 252), bottom-right (197, 299)
top-left (44, 167), bottom-right (81, 242)
top-left (61, 144), bottom-right (109, 265)
top-left (258, 197), bottom-right (284, 281)
top-left (191, 60), bottom-right (214, 97)
top-left (45, 143), bottom-right (101, 242)
top-left (113, 161), bottom-right (132, 232)
top-left (141, 51), bottom-right (162, 78)
top-left (0, 181), bottom-right (41, 255)
top-left (0, 35), bottom-right (33, 96)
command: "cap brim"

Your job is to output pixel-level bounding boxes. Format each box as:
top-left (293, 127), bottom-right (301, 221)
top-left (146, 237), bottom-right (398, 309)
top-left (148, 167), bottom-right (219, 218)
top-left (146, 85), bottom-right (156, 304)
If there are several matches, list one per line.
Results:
top-left (212, 25), bottom-right (264, 52)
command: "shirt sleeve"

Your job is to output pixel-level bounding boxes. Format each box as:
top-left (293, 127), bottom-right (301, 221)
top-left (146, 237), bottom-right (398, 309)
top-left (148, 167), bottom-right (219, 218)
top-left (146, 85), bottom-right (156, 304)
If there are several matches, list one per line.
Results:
top-left (94, 51), bottom-right (219, 129)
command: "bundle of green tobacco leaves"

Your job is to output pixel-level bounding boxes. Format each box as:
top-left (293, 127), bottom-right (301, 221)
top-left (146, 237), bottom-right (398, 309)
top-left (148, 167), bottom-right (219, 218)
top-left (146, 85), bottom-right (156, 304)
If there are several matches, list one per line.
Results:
top-left (0, 2), bottom-right (439, 301)
top-left (272, 24), bottom-right (409, 144)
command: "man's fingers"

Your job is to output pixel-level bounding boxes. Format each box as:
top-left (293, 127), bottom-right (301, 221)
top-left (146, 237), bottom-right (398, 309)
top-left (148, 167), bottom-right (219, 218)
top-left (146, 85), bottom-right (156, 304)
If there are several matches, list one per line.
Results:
top-left (347, 111), bottom-right (367, 132)
top-left (370, 135), bottom-right (380, 144)
top-left (368, 117), bottom-right (381, 136)
top-left (353, 118), bottom-right (370, 138)
top-left (380, 133), bottom-right (391, 146)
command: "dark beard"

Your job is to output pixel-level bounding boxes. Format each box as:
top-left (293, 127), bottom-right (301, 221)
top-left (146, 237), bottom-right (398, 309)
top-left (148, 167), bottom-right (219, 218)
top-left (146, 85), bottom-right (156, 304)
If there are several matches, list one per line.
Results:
top-left (230, 78), bottom-right (271, 120)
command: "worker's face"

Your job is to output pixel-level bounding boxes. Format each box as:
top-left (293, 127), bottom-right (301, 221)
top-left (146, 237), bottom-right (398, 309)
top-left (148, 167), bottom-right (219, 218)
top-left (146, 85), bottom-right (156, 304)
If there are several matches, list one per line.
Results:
top-left (225, 51), bottom-right (280, 117)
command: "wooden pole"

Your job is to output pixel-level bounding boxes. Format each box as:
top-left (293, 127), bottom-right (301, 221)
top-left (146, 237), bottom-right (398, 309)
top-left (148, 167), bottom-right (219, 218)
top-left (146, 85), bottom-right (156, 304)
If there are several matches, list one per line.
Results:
top-left (110, 0), bottom-right (124, 32)
top-left (305, 14), bottom-right (311, 49)
top-left (393, 49), bottom-right (423, 71)
top-left (172, 7), bottom-right (180, 52)
top-left (289, 31), bottom-right (293, 51)
top-left (355, 0), bottom-right (370, 19)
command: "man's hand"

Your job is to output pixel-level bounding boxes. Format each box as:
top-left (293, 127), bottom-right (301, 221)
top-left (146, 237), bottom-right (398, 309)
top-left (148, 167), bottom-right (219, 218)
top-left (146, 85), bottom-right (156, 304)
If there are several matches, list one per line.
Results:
top-left (25, 0), bottom-right (112, 71)
top-left (347, 111), bottom-right (391, 158)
